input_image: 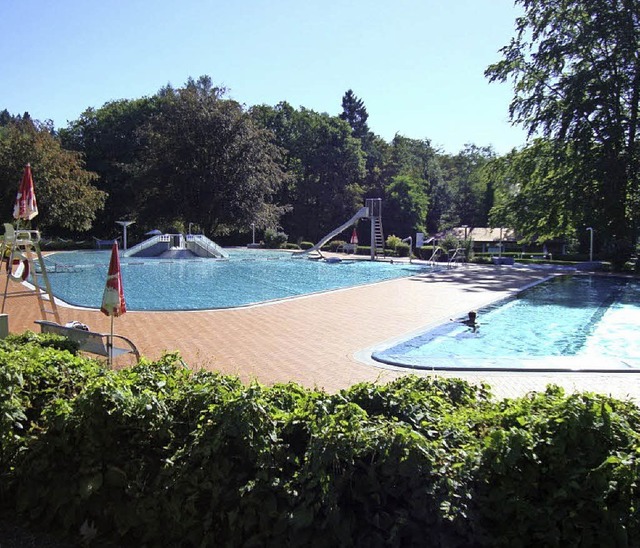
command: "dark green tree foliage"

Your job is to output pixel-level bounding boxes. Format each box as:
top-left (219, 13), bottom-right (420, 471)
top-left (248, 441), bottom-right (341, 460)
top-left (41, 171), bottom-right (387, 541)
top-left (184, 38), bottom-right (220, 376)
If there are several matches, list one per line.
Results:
top-left (139, 77), bottom-right (289, 237)
top-left (439, 145), bottom-right (496, 230)
top-left (61, 97), bottom-right (159, 236)
top-left (486, 0), bottom-right (640, 265)
top-left (384, 174), bottom-right (429, 238)
top-left (487, 139), bottom-right (578, 243)
top-left (340, 89), bottom-right (370, 141)
top-left (382, 136), bottom-right (442, 235)
top-left (252, 104), bottom-right (366, 241)
top-left (0, 116), bottom-right (105, 234)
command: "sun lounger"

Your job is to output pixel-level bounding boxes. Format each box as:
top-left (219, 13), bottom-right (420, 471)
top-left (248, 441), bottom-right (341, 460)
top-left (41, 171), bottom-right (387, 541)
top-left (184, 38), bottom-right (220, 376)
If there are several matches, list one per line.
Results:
top-left (34, 320), bottom-right (140, 362)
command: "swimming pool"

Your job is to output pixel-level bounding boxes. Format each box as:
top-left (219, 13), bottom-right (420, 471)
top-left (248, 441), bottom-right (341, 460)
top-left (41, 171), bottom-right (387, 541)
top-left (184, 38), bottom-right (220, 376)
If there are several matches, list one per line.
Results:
top-left (372, 275), bottom-right (640, 372)
top-left (40, 249), bottom-right (434, 311)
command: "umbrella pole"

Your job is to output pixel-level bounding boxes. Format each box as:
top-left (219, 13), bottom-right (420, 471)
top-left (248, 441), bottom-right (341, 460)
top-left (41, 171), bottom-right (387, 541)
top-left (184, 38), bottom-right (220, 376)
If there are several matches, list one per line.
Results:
top-left (109, 315), bottom-right (114, 367)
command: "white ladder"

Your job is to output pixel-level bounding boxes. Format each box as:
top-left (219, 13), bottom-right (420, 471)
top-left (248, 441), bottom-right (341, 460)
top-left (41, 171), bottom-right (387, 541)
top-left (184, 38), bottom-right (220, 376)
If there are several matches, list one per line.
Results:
top-left (1, 224), bottom-right (60, 323)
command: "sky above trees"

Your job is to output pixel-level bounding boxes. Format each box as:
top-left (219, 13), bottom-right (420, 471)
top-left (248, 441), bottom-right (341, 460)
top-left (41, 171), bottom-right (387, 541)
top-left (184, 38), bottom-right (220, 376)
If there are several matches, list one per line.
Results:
top-left (2, 0), bottom-right (527, 155)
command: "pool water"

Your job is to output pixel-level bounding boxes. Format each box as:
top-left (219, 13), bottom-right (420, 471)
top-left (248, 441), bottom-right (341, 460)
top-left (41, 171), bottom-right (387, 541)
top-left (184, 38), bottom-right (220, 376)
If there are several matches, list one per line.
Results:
top-left (373, 275), bottom-right (640, 372)
top-left (40, 249), bottom-right (433, 311)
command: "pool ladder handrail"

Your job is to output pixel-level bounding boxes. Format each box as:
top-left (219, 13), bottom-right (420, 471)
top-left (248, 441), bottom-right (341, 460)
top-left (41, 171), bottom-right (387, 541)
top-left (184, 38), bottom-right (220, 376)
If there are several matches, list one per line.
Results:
top-left (427, 246), bottom-right (443, 266)
top-left (447, 248), bottom-right (465, 268)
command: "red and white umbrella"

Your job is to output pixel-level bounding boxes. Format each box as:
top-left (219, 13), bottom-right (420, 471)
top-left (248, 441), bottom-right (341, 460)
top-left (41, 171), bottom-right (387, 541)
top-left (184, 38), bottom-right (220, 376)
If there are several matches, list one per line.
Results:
top-left (101, 242), bottom-right (126, 365)
top-left (350, 227), bottom-right (359, 245)
top-left (13, 163), bottom-right (38, 221)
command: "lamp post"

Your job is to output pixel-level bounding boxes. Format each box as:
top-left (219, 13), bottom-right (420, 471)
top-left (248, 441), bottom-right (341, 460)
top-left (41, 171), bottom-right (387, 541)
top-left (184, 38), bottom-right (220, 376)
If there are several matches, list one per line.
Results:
top-left (586, 227), bottom-right (594, 262)
top-left (116, 220), bottom-right (135, 251)
top-left (402, 236), bottom-right (413, 263)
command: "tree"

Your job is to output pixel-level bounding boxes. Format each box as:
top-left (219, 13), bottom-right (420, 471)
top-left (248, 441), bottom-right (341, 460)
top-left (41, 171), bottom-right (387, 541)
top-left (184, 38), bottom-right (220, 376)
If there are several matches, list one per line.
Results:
top-left (383, 136), bottom-right (442, 234)
top-left (340, 89), bottom-right (370, 141)
top-left (439, 144), bottom-right (496, 229)
top-left (486, 139), bottom-right (578, 243)
top-left (138, 79), bottom-right (289, 237)
top-left (252, 104), bottom-right (366, 242)
top-left (60, 97), bottom-right (159, 236)
top-left (0, 116), bottom-right (105, 234)
top-left (383, 174), bottom-right (429, 238)
top-left (486, 0), bottom-right (640, 266)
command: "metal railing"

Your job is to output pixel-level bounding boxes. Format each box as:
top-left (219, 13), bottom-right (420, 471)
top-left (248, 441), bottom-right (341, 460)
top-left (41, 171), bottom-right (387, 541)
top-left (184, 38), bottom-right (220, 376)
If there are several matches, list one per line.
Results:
top-left (447, 248), bottom-right (465, 268)
top-left (186, 234), bottom-right (229, 259)
top-left (427, 246), bottom-right (443, 266)
top-left (123, 235), bottom-right (168, 257)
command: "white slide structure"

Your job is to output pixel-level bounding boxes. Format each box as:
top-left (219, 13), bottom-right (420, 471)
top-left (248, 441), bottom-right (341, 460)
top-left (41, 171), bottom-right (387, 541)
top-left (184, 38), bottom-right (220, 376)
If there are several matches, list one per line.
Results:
top-left (293, 206), bottom-right (369, 257)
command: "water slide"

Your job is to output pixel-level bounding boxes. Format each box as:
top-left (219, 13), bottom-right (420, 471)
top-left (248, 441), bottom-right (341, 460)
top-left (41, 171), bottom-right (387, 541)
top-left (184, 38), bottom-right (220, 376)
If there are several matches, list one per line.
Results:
top-left (292, 206), bottom-right (370, 257)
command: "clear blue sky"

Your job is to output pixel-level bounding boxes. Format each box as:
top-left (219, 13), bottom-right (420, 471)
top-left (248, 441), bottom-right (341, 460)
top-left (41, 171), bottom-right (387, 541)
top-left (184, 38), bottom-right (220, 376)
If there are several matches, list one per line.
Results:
top-left (2, 0), bottom-right (526, 155)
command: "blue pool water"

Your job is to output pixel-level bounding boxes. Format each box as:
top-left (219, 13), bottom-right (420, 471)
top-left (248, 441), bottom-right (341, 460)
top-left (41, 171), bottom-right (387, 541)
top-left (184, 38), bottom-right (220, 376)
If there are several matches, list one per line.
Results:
top-left (373, 275), bottom-right (640, 372)
top-left (40, 249), bottom-right (433, 311)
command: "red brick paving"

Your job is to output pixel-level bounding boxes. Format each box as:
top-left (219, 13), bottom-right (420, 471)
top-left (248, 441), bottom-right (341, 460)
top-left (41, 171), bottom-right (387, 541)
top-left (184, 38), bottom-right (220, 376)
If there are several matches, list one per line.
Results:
top-left (4, 263), bottom-right (639, 402)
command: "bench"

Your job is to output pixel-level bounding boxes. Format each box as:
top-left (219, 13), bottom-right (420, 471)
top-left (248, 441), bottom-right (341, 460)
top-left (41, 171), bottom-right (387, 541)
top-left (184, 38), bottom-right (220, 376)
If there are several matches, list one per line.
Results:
top-left (34, 320), bottom-right (140, 362)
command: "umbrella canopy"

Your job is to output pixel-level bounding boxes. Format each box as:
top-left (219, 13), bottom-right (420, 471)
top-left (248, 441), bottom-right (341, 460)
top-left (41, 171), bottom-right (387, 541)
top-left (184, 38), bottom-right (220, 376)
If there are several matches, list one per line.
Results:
top-left (350, 228), bottom-right (359, 245)
top-left (13, 163), bottom-right (38, 221)
top-left (100, 242), bottom-right (127, 317)
top-left (145, 229), bottom-right (163, 236)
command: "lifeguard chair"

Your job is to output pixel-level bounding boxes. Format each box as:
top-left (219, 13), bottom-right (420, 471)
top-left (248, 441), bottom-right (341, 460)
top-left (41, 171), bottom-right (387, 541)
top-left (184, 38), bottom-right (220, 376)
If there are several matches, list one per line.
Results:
top-left (1, 223), bottom-right (60, 323)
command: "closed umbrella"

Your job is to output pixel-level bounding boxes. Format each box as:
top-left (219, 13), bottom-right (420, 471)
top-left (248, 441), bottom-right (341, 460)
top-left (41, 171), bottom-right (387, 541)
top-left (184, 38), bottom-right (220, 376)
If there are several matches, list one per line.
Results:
top-left (13, 163), bottom-right (38, 221)
top-left (350, 228), bottom-right (359, 245)
top-left (101, 242), bottom-right (126, 365)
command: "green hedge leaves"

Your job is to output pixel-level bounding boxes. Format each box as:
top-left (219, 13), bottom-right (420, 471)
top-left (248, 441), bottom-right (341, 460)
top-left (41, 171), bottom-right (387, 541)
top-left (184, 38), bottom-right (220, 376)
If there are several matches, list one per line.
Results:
top-left (1, 334), bottom-right (640, 546)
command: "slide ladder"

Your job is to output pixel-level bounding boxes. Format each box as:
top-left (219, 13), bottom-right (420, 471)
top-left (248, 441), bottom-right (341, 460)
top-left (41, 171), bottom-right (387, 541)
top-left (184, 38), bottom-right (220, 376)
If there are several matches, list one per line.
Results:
top-left (372, 215), bottom-right (385, 259)
top-left (293, 206), bottom-right (370, 257)
top-left (1, 224), bottom-right (60, 323)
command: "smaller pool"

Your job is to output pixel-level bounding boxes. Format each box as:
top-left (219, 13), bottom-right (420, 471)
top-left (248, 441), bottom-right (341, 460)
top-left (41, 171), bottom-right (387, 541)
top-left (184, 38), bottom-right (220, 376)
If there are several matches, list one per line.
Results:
top-left (372, 275), bottom-right (640, 372)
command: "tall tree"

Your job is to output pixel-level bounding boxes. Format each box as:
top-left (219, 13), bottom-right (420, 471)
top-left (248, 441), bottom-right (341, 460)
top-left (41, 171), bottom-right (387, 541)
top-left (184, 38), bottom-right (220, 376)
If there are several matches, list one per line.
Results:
top-left (383, 136), bottom-right (442, 234)
top-left (487, 139), bottom-right (578, 242)
top-left (0, 116), bottom-right (105, 234)
top-left (139, 80), bottom-right (289, 237)
top-left (486, 0), bottom-right (640, 265)
top-left (252, 104), bottom-right (366, 242)
top-left (61, 97), bottom-right (158, 235)
top-left (340, 89), bottom-right (370, 140)
top-left (439, 144), bottom-right (496, 229)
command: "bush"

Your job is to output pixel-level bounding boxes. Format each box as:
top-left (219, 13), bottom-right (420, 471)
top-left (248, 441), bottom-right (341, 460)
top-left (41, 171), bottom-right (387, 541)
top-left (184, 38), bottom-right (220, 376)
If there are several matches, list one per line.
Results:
top-left (2, 338), bottom-right (640, 547)
top-left (263, 229), bottom-right (288, 249)
top-left (395, 242), bottom-right (411, 257)
top-left (385, 235), bottom-right (402, 252)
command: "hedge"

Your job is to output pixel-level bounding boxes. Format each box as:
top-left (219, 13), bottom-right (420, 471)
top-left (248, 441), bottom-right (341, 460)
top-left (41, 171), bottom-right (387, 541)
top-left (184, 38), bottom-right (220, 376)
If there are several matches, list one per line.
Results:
top-left (1, 333), bottom-right (639, 546)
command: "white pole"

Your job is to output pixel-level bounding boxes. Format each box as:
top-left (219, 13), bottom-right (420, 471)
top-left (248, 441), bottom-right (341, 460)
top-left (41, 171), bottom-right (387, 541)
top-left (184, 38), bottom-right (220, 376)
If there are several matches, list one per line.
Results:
top-left (586, 227), bottom-right (594, 262)
top-left (109, 315), bottom-right (114, 368)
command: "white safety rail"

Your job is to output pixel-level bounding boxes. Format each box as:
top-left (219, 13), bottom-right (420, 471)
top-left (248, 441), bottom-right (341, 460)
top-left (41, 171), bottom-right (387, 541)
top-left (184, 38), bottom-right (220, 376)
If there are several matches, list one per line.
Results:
top-left (186, 234), bottom-right (229, 259)
top-left (123, 235), bottom-right (169, 257)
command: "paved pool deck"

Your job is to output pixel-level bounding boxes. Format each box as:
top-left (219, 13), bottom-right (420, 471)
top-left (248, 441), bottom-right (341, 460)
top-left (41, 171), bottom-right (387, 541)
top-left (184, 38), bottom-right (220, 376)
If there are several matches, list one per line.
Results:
top-left (3, 262), bottom-right (639, 403)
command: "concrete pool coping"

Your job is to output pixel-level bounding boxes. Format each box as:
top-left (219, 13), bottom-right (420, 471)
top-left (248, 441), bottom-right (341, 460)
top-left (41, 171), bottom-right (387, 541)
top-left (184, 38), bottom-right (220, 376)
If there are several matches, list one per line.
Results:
top-left (4, 262), bottom-right (640, 403)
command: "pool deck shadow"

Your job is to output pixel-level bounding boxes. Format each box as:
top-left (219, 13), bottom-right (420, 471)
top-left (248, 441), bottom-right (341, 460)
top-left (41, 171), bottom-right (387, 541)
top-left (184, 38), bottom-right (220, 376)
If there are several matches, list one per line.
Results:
top-left (4, 263), bottom-right (640, 403)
